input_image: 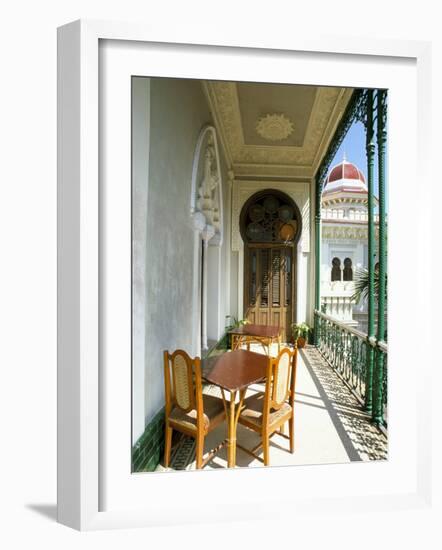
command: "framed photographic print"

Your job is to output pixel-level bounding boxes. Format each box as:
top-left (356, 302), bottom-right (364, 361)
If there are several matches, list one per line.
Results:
top-left (57, 20), bottom-right (433, 530)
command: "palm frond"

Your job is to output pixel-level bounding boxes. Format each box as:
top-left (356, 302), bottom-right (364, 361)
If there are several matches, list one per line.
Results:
top-left (351, 267), bottom-right (387, 303)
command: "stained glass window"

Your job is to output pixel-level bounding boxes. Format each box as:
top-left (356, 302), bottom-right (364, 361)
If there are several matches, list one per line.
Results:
top-left (243, 193), bottom-right (298, 243)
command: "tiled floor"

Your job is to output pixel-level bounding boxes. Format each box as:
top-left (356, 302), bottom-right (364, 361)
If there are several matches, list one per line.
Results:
top-left (157, 345), bottom-right (388, 472)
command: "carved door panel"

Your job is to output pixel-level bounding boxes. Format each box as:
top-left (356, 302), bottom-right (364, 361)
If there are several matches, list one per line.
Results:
top-left (244, 246), bottom-right (294, 341)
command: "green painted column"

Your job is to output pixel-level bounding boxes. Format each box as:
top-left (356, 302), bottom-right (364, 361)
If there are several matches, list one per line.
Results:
top-left (314, 176), bottom-right (321, 345)
top-left (365, 90), bottom-right (376, 414)
top-left (373, 90), bottom-right (387, 424)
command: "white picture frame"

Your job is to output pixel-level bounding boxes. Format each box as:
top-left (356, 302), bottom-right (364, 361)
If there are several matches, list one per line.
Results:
top-left (57, 19), bottom-right (433, 531)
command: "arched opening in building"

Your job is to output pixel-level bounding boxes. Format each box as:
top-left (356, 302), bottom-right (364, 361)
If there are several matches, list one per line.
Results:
top-left (331, 257), bottom-right (342, 281)
top-left (343, 257), bottom-right (353, 281)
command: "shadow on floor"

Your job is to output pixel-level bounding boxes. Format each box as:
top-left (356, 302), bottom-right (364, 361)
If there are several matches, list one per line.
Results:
top-left (300, 348), bottom-right (361, 461)
top-left (165, 344), bottom-right (388, 470)
top-left (300, 347), bottom-right (387, 462)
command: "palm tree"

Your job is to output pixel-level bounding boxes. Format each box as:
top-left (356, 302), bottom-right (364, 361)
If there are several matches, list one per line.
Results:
top-left (351, 266), bottom-right (387, 304)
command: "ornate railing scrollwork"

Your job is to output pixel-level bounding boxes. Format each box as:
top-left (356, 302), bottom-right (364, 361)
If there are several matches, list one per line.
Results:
top-left (315, 310), bottom-right (388, 427)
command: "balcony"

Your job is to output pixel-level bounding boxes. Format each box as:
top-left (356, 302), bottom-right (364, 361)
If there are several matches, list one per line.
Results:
top-left (157, 328), bottom-right (388, 471)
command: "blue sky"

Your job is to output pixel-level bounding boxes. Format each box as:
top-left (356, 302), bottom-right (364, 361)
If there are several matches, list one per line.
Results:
top-left (327, 120), bottom-right (387, 210)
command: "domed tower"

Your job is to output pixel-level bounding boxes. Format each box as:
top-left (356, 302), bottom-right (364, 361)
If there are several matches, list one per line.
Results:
top-left (322, 154), bottom-right (369, 214)
top-left (320, 155), bottom-right (377, 327)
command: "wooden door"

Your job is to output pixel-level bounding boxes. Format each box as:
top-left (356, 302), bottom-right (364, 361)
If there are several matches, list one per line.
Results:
top-left (244, 245), bottom-right (294, 341)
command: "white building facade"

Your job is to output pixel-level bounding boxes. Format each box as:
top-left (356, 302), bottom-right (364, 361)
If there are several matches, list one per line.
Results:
top-left (320, 156), bottom-right (378, 327)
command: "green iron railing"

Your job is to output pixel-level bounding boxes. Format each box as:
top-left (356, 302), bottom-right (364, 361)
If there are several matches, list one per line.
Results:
top-left (315, 310), bottom-right (388, 427)
top-left (377, 338), bottom-right (388, 427)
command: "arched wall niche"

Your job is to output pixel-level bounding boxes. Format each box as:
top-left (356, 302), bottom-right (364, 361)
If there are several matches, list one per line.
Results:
top-left (190, 125), bottom-right (224, 352)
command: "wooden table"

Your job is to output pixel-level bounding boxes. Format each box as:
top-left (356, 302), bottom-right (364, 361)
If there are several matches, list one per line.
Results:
top-left (203, 349), bottom-right (268, 468)
top-left (228, 324), bottom-right (282, 355)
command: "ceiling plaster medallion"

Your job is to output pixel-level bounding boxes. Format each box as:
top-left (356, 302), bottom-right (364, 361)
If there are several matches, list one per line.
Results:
top-left (256, 113), bottom-right (294, 141)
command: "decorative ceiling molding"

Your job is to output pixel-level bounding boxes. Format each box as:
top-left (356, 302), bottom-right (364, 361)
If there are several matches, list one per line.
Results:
top-left (204, 81), bottom-right (243, 160)
top-left (233, 162), bottom-right (312, 179)
top-left (311, 88), bottom-right (353, 176)
top-left (204, 81), bottom-right (353, 179)
top-left (255, 113), bottom-right (294, 141)
top-left (201, 81), bottom-right (233, 170)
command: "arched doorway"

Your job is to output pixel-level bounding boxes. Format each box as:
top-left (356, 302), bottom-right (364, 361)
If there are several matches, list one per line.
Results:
top-left (240, 190), bottom-right (302, 341)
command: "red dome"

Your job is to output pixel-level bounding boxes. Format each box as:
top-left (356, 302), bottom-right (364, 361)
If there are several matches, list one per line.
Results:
top-left (326, 160), bottom-right (365, 185)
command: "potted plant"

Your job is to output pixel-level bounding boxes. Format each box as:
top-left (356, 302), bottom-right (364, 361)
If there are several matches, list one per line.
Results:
top-left (224, 316), bottom-right (250, 349)
top-left (291, 322), bottom-right (310, 348)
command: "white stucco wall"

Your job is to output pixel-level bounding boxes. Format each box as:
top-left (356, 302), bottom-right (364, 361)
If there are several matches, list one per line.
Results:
top-left (132, 78), bottom-right (231, 443)
top-left (229, 252), bottom-right (239, 320)
top-left (146, 78), bottom-right (211, 432)
top-left (132, 78), bottom-right (150, 443)
top-left (320, 217), bottom-right (372, 324)
top-left (321, 236), bottom-right (366, 285)
top-left (217, 154), bottom-right (232, 340)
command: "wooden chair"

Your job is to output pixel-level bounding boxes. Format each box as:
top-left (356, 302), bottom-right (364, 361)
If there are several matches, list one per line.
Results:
top-left (163, 349), bottom-right (226, 469)
top-left (237, 347), bottom-right (297, 466)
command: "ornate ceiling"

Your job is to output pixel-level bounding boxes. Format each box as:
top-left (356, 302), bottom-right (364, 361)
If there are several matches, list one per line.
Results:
top-left (202, 81), bottom-right (354, 180)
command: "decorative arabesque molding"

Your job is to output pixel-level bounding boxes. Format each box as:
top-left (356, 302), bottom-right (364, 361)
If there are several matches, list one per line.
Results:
top-left (322, 225), bottom-right (379, 240)
top-left (191, 126), bottom-right (223, 246)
